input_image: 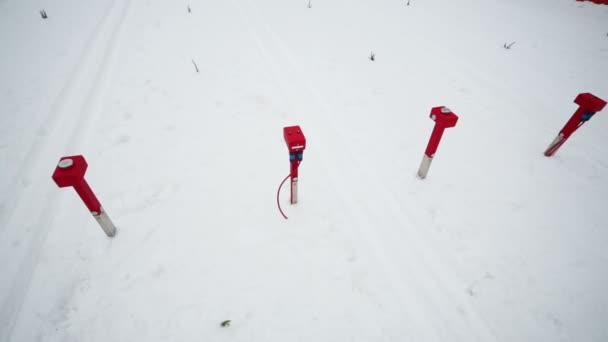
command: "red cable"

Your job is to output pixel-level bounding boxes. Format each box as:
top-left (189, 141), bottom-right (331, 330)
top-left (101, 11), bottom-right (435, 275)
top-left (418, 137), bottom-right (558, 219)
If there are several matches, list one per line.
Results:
top-left (277, 174), bottom-right (290, 219)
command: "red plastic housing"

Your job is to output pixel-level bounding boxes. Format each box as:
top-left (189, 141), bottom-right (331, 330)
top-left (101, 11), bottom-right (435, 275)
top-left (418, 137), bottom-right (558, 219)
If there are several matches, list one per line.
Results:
top-left (574, 92), bottom-right (607, 112)
top-left (425, 107), bottom-right (459, 157)
top-left (576, 0), bottom-right (608, 5)
top-left (52, 155), bottom-right (88, 187)
top-left (430, 106), bottom-right (459, 128)
top-left (559, 93), bottom-right (606, 139)
top-left (52, 155), bottom-right (102, 214)
top-left (283, 126), bottom-right (306, 152)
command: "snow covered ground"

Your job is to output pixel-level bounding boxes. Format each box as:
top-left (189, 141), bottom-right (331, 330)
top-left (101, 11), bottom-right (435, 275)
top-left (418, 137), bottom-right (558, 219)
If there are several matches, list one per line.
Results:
top-left (1, 0), bottom-right (608, 341)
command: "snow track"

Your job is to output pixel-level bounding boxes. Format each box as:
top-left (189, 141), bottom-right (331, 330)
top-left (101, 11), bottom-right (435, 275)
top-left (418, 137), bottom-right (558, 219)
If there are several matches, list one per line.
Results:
top-left (232, 0), bottom-right (497, 340)
top-left (0, 0), bottom-right (132, 339)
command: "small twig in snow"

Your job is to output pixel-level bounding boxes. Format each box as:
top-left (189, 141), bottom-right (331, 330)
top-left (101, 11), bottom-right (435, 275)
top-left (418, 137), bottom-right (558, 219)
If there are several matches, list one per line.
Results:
top-left (40, 9), bottom-right (48, 19)
top-left (503, 41), bottom-right (516, 49)
top-left (220, 320), bottom-right (231, 327)
top-left (369, 51), bottom-right (375, 61)
top-left (466, 272), bottom-right (494, 297)
top-left (308, 0), bottom-right (312, 8)
top-left (192, 59), bottom-right (199, 73)
top-left (187, 4), bottom-right (191, 13)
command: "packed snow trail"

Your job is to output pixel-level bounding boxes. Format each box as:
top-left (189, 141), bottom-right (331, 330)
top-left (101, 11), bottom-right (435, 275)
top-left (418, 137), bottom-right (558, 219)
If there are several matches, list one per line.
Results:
top-left (0, 0), bottom-right (132, 339)
top-left (233, 0), bottom-right (497, 340)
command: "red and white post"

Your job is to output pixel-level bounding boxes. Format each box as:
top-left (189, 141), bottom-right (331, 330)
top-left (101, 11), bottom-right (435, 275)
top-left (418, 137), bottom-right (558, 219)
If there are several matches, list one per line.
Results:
top-left (418, 106), bottom-right (459, 179)
top-left (283, 126), bottom-right (306, 204)
top-left (52, 155), bottom-right (117, 237)
top-left (544, 93), bottom-right (606, 157)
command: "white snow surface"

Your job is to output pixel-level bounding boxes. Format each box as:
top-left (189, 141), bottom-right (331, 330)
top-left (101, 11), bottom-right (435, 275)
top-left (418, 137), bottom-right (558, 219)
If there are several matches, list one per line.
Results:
top-left (1, 0), bottom-right (608, 341)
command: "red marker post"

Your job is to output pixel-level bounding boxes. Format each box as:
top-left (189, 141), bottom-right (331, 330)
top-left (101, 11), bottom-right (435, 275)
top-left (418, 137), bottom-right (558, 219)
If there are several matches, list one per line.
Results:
top-left (283, 126), bottom-right (306, 204)
top-left (418, 106), bottom-right (459, 179)
top-left (52, 155), bottom-right (117, 237)
top-left (544, 93), bottom-right (606, 157)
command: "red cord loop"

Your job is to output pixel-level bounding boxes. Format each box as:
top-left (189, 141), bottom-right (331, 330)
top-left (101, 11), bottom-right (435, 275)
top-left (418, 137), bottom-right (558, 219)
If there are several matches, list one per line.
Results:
top-left (276, 174), bottom-right (290, 219)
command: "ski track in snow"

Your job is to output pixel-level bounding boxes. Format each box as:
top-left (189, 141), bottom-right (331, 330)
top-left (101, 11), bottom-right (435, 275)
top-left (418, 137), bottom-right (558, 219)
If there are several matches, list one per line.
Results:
top-left (0, 0), bottom-right (133, 339)
top-left (232, 0), bottom-right (497, 340)
top-left (0, 0), bottom-right (118, 234)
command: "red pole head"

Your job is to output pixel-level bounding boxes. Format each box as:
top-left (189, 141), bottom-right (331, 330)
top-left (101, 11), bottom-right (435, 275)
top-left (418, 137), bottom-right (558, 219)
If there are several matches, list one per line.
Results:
top-left (424, 107), bottom-right (459, 157)
top-left (284, 126), bottom-right (306, 177)
top-left (283, 126), bottom-right (306, 152)
top-left (574, 93), bottom-right (607, 113)
top-left (559, 93), bottom-right (606, 139)
top-left (430, 106), bottom-right (459, 128)
top-left (52, 155), bottom-right (88, 188)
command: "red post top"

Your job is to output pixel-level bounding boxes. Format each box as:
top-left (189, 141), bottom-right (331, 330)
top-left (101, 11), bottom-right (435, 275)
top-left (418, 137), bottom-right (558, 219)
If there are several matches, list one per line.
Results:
top-left (283, 126), bottom-right (306, 152)
top-left (430, 106), bottom-right (459, 128)
top-left (52, 155), bottom-right (88, 188)
top-left (574, 93), bottom-right (607, 112)
top-left (578, 0), bottom-right (608, 4)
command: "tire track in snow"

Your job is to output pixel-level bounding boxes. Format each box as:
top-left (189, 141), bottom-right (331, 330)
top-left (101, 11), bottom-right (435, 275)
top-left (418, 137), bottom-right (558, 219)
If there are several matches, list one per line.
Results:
top-left (232, 1), bottom-right (498, 340)
top-left (0, 0), bottom-right (133, 339)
